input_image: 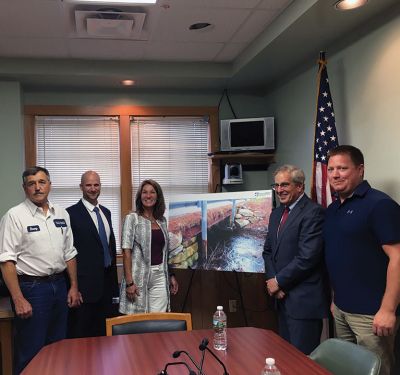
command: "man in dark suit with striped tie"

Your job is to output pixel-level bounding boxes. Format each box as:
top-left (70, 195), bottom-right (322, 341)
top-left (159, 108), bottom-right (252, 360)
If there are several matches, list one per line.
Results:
top-left (263, 165), bottom-right (329, 354)
top-left (67, 171), bottom-right (119, 337)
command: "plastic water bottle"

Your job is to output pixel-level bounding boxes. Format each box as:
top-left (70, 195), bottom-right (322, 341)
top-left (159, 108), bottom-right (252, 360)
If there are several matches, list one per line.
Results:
top-left (261, 358), bottom-right (281, 375)
top-left (213, 305), bottom-right (227, 350)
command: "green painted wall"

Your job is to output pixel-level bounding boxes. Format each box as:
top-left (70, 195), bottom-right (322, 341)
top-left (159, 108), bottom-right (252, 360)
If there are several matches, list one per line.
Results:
top-left (0, 82), bottom-right (24, 216)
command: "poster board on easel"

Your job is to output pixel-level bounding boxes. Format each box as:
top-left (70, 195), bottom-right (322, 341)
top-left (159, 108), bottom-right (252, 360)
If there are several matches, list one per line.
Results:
top-left (167, 190), bottom-right (272, 273)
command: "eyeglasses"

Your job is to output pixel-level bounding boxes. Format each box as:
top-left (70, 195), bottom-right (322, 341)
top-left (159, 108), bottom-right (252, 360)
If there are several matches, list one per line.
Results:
top-left (271, 182), bottom-right (291, 191)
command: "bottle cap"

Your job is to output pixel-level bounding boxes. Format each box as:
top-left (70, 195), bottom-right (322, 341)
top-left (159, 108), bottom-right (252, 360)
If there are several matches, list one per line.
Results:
top-left (265, 358), bottom-right (275, 365)
top-left (217, 306), bottom-right (223, 310)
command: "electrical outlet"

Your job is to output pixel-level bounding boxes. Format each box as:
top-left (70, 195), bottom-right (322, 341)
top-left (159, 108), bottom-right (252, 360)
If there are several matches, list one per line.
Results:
top-left (229, 299), bottom-right (237, 313)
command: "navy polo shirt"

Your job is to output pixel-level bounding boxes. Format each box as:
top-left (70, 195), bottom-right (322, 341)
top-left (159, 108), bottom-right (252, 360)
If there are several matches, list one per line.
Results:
top-left (324, 180), bottom-right (400, 315)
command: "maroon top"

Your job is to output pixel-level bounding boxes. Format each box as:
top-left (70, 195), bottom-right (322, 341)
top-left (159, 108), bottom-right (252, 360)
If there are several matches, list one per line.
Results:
top-left (151, 228), bottom-right (165, 265)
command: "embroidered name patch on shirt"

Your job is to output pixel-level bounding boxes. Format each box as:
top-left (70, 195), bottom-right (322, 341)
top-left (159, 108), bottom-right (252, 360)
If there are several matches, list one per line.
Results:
top-left (53, 219), bottom-right (67, 228)
top-left (27, 225), bottom-right (40, 232)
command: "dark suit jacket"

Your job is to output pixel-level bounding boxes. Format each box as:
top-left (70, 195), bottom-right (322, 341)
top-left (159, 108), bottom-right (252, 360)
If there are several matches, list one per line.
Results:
top-left (67, 200), bottom-right (119, 304)
top-left (263, 194), bottom-right (329, 319)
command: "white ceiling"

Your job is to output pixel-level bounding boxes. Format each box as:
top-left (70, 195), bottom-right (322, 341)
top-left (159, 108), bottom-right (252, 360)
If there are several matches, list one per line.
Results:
top-left (0, 0), bottom-right (293, 61)
top-left (0, 0), bottom-right (399, 92)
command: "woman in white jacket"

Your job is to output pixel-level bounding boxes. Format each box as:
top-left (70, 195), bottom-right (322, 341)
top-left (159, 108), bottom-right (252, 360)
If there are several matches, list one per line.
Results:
top-left (119, 179), bottom-right (178, 314)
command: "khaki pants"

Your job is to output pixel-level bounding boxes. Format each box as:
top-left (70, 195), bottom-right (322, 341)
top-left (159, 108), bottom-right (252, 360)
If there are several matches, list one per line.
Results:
top-left (333, 304), bottom-right (399, 375)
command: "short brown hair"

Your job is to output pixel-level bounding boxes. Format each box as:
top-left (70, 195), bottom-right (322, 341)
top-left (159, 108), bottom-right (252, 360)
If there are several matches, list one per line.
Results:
top-left (327, 145), bottom-right (364, 166)
top-left (22, 166), bottom-right (50, 185)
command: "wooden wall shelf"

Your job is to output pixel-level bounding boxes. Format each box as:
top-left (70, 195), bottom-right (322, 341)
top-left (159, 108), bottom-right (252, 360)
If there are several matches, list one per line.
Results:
top-left (208, 152), bottom-right (275, 165)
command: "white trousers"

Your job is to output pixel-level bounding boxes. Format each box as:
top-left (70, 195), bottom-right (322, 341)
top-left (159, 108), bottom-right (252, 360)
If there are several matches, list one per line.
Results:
top-left (148, 264), bottom-right (168, 312)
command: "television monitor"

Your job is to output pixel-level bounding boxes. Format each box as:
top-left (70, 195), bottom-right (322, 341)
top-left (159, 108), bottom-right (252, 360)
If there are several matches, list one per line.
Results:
top-left (220, 117), bottom-right (274, 152)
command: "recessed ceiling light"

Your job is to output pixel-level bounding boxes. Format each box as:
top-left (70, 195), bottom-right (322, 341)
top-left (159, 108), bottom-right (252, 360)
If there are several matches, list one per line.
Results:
top-left (189, 22), bottom-right (213, 31)
top-left (69, 0), bottom-right (157, 4)
top-left (121, 80), bottom-right (135, 86)
top-left (334, 0), bottom-right (368, 11)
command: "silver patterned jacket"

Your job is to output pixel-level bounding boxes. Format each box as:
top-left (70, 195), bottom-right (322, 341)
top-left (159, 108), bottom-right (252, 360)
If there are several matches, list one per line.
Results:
top-left (119, 212), bottom-right (170, 314)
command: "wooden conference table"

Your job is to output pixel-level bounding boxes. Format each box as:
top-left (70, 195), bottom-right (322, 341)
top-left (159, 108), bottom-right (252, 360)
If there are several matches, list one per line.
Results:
top-left (22, 327), bottom-right (331, 375)
top-left (0, 297), bottom-right (13, 375)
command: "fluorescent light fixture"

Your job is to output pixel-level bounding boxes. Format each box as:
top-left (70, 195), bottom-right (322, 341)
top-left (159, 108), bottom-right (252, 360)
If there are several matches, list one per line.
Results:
top-left (70, 0), bottom-right (157, 4)
top-left (334, 0), bottom-right (368, 11)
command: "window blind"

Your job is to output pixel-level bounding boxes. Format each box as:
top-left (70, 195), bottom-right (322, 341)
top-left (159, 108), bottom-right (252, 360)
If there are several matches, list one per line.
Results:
top-left (35, 116), bottom-right (121, 250)
top-left (130, 116), bottom-right (209, 204)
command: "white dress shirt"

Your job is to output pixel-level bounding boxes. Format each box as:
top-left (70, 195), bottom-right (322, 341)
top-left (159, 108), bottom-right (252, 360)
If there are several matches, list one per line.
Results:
top-left (81, 198), bottom-right (111, 243)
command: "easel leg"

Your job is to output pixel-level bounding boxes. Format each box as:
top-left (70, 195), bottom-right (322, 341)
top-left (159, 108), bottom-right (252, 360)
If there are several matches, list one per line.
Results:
top-left (233, 271), bottom-right (248, 326)
top-left (181, 268), bottom-right (196, 313)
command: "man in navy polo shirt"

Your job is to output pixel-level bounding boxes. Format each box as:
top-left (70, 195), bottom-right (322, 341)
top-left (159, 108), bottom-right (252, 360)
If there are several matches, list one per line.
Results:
top-left (324, 145), bottom-right (400, 375)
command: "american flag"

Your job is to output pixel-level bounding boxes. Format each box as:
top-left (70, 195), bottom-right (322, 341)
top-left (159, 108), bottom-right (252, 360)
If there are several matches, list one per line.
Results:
top-left (311, 54), bottom-right (339, 207)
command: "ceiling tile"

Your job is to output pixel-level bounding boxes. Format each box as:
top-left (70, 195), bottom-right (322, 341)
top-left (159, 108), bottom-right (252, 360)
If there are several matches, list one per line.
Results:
top-left (0, 37), bottom-right (68, 58)
top-left (0, 0), bottom-right (67, 37)
top-left (67, 38), bottom-right (147, 60)
top-left (258, 0), bottom-right (294, 10)
top-left (150, 8), bottom-right (251, 43)
top-left (232, 10), bottom-right (278, 43)
top-left (157, 0), bottom-right (259, 9)
top-left (201, 0), bottom-right (261, 8)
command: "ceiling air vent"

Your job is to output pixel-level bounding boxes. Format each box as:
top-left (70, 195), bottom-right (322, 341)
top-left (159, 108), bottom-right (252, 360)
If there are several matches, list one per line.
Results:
top-left (75, 9), bottom-right (146, 39)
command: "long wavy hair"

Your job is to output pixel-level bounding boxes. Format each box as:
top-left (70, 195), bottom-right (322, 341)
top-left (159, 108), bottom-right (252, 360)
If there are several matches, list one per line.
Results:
top-left (135, 179), bottom-right (166, 220)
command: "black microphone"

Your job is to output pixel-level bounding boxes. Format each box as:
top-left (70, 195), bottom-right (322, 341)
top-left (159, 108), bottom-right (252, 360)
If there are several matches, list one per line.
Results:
top-left (199, 338), bottom-right (209, 351)
top-left (198, 338), bottom-right (208, 373)
top-left (198, 338), bottom-right (229, 375)
top-left (158, 361), bottom-right (197, 375)
top-left (172, 350), bottom-right (205, 374)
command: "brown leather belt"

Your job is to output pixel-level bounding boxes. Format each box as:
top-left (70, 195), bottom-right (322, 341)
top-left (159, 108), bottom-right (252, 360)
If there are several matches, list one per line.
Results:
top-left (18, 271), bottom-right (64, 282)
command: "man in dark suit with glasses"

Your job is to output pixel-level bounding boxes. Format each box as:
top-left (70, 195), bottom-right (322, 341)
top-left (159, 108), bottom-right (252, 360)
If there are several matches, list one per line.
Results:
top-left (263, 164), bottom-right (329, 354)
